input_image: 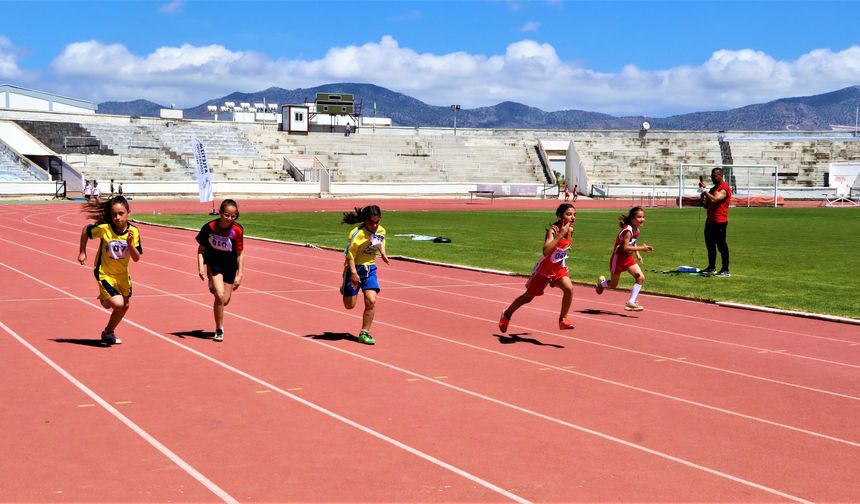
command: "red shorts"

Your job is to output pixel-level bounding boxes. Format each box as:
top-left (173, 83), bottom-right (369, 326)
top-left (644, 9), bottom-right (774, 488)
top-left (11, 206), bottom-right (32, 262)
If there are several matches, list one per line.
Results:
top-left (525, 268), bottom-right (568, 297)
top-left (610, 253), bottom-right (636, 275)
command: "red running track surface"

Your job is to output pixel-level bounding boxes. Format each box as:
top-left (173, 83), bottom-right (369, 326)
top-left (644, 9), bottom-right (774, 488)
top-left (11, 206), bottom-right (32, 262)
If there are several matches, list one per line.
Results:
top-left (0, 201), bottom-right (857, 502)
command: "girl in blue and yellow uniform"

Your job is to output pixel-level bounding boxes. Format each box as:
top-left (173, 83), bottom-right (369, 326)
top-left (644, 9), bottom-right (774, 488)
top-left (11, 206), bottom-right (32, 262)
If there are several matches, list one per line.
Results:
top-left (77, 196), bottom-right (142, 345)
top-left (341, 205), bottom-right (390, 345)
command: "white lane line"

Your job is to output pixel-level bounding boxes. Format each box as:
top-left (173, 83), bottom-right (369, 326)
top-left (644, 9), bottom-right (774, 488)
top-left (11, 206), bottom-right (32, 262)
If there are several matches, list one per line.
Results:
top-left (5, 212), bottom-right (835, 502)
top-left (0, 320), bottom-right (239, 504)
top-left (4, 235), bottom-right (860, 438)
top-left (141, 222), bottom-right (859, 344)
top-left (0, 261), bottom-right (530, 504)
top-left (16, 219), bottom-right (860, 359)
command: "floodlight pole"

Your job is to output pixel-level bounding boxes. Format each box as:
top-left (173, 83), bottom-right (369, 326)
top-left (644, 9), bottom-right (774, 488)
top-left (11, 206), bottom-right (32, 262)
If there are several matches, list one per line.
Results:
top-left (451, 104), bottom-right (460, 136)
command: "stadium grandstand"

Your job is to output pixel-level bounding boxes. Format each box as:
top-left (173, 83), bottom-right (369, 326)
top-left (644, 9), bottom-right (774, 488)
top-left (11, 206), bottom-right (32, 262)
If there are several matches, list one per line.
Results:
top-left (1, 85), bottom-right (859, 204)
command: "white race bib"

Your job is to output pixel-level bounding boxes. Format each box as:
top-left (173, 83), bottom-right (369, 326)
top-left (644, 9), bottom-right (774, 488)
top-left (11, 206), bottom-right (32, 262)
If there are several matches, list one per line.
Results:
top-left (551, 246), bottom-right (569, 265)
top-left (208, 234), bottom-right (233, 252)
top-left (107, 240), bottom-right (129, 259)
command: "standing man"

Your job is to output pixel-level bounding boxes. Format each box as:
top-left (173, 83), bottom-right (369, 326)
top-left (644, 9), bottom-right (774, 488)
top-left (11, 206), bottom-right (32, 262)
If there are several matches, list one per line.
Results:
top-left (699, 167), bottom-right (732, 277)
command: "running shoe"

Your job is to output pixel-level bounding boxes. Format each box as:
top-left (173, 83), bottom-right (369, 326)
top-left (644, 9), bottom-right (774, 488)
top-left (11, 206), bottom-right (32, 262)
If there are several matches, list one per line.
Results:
top-left (596, 276), bottom-right (606, 295)
top-left (358, 330), bottom-right (376, 345)
top-left (559, 317), bottom-right (574, 330)
top-left (498, 313), bottom-right (511, 333)
top-left (699, 268), bottom-right (716, 276)
top-left (715, 270), bottom-right (731, 277)
top-left (214, 328), bottom-right (224, 342)
top-left (624, 302), bottom-right (644, 312)
top-left (101, 330), bottom-right (122, 345)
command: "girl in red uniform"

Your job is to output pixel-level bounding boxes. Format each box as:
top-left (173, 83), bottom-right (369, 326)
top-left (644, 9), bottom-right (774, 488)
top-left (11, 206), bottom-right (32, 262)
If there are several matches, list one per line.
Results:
top-left (596, 206), bottom-right (653, 311)
top-left (196, 199), bottom-right (245, 342)
top-left (499, 203), bottom-right (576, 332)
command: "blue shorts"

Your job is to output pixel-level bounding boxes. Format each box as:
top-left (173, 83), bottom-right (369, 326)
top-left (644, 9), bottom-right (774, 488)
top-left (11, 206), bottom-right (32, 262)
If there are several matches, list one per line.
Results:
top-left (341, 264), bottom-right (379, 297)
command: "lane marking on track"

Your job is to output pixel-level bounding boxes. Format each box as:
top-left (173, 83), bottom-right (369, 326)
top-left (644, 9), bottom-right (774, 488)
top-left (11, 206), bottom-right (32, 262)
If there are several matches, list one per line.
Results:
top-left (4, 259), bottom-right (817, 504)
top-left (77, 403), bottom-right (96, 408)
top-left (0, 320), bottom-right (240, 504)
top-left (406, 378), bottom-right (421, 382)
top-left (115, 401), bottom-right (133, 405)
top-left (255, 390), bottom-right (271, 394)
top-left (287, 388), bottom-right (303, 392)
top-left (19, 220), bottom-right (860, 359)
top-left (50, 214), bottom-right (858, 348)
top-left (538, 368), bottom-right (552, 371)
top-left (4, 234), bottom-right (860, 445)
top-left (0, 264), bottom-right (532, 504)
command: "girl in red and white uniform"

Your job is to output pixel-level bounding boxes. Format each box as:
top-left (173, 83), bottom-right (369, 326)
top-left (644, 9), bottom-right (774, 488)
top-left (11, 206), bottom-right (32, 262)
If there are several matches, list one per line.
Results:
top-left (499, 204), bottom-right (576, 333)
top-left (596, 206), bottom-right (653, 311)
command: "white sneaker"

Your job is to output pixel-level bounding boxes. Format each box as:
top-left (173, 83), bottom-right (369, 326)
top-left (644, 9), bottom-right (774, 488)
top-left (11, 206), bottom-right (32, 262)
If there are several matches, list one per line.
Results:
top-left (624, 302), bottom-right (644, 312)
top-left (596, 276), bottom-right (606, 295)
top-left (214, 328), bottom-right (224, 342)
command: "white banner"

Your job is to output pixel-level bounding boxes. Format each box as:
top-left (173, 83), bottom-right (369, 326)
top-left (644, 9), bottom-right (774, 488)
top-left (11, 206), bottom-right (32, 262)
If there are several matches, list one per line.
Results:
top-left (192, 136), bottom-right (213, 203)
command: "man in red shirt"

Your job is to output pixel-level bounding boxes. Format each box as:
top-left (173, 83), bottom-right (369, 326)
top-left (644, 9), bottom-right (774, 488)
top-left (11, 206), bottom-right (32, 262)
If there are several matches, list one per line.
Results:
top-left (699, 167), bottom-right (732, 277)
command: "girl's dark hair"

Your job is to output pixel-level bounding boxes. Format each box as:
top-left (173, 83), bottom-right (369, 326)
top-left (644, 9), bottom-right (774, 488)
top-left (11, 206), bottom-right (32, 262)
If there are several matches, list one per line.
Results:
top-left (555, 203), bottom-right (574, 217)
top-left (342, 205), bottom-right (382, 225)
top-left (220, 198), bottom-right (239, 218)
top-left (82, 196), bottom-right (130, 224)
top-left (618, 206), bottom-right (644, 227)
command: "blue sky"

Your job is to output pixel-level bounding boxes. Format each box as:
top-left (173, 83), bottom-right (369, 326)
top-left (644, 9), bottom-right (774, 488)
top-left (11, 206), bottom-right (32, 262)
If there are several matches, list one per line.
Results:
top-left (2, 0), bottom-right (859, 116)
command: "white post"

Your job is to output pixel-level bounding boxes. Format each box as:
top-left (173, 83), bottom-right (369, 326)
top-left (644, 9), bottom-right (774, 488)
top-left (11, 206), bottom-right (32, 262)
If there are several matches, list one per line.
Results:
top-left (678, 165), bottom-right (684, 208)
top-left (774, 164), bottom-right (779, 208)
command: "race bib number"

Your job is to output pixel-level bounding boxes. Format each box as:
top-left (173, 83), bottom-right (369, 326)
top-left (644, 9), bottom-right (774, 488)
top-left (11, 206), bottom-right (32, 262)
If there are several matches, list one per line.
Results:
top-left (370, 233), bottom-right (384, 247)
top-left (551, 247), bottom-right (569, 265)
top-left (107, 240), bottom-right (129, 259)
top-left (629, 238), bottom-right (638, 246)
top-left (208, 234), bottom-right (233, 252)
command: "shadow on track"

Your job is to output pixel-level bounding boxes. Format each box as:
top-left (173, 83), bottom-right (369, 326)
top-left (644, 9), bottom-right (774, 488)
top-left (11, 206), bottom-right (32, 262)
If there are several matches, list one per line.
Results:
top-left (169, 329), bottom-right (215, 340)
top-left (304, 332), bottom-right (360, 343)
top-left (494, 332), bottom-right (565, 348)
top-left (52, 338), bottom-right (109, 347)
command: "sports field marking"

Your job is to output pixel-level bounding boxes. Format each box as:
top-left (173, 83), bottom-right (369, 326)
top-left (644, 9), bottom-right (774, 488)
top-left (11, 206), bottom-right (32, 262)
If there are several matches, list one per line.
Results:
top-left (3, 234), bottom-right (859, 449)
top-left (177, 226), bottom-right (855, 344)
top-left (93, 284), bottom-right (818, 504)
top-left (0, 262), bottom-right (532, 504)
top-left (41, 217), bottom-right (860, 344)
top-left (0, 320), bottom-right (240, 504)
top-left (386, 278), bottom-right (860, 369)
top-left (0, 224), bottom-right (844, 501)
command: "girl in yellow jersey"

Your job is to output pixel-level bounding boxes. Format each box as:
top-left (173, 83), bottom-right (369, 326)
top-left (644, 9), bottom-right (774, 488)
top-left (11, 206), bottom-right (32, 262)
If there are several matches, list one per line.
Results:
top-left (341, 205), bottom-right (390, 345)
top-left (77, 196), bottom-right (142, 345)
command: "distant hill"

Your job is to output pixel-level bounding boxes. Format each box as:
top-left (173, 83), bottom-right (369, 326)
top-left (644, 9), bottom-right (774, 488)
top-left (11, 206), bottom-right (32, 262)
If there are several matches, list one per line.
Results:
top-left (98, 84), bottom-right (860, 131)
top-left (98, 99), bottom-right (166, 118)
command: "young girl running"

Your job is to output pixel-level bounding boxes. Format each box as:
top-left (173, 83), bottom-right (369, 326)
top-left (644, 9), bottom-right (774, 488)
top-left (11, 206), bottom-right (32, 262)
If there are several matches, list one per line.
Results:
top-left (196, 199), bottom-right (245, 342)
top-left (77, 196), bottom-right (142, 345)
top-left (341, 205), bottom-right (390, 345)
top-left (499, 203), bottom-right (576, 333)
top-left (596, 206), bottom-right (654, 311)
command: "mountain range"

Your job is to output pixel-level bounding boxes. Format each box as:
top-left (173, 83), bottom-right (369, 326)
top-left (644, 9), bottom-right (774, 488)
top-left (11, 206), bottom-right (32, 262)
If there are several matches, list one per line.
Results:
top-left (97, 83), bottom-right (860, 131)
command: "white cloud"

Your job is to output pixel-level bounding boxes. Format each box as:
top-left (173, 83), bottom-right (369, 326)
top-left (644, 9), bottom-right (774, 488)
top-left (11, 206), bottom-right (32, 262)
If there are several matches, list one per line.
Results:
top-left (520, 21), bottom-right (541, 33)
top-left (0, 36), bottom-right (23, 79)
top-left (43, 36), bottom-right (860, 115)
top-left (159, 0), bottom-right (184, 14)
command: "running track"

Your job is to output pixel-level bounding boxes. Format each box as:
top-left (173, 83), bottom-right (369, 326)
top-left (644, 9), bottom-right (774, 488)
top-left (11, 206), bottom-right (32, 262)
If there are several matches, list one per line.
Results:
top-left (0, 201), bottom-right (857, 503)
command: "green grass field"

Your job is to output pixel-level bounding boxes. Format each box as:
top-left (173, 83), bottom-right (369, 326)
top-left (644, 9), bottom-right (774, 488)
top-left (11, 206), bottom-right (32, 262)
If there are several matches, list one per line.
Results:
top-left (139, 207), bottom-right (860, 319)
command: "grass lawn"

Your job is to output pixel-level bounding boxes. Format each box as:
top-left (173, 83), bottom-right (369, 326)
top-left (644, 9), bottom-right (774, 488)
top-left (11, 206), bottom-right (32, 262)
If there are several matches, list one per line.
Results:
top-left (139, 207), bottom-right (860, 320)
